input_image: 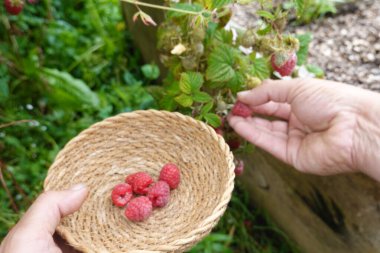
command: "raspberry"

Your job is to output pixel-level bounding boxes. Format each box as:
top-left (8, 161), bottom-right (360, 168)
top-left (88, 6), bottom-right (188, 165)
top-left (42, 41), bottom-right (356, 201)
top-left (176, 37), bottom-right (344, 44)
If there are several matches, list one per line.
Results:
top-left (126, 172), bottom-right (154, 195)
top-left (111, 183), bottom-right (133, 207)
top-left (271, 51), bottom-right (297, 76)
top-left (147, 181), bottom-right (170, 207)
top-left (4, 0), bottom-right (24, 15)
top-left (234, 160), bottom-right (244, 176)
top-left (227, 139), bottom-right (241, 151)
top-left (214, 128), bottom-right (224, 136)
top-left (231, 101), bottom-right (253, 118)
top-left (159, 163), bottom-right (181, 189)
top-left (125, 196), bottom-right (152, 222)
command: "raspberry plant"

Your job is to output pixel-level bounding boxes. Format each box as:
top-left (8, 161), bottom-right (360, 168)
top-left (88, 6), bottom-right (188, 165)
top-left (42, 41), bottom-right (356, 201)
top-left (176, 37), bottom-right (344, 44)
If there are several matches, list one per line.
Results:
top-left (123, 0), bottom-right (312, 129)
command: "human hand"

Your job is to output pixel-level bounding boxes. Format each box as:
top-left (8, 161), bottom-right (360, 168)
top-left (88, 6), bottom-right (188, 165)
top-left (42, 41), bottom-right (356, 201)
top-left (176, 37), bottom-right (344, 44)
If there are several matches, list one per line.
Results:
top-left (228, 78), bottom-right (380, 181)
top-left (0, 184), bottom-right (88, 253)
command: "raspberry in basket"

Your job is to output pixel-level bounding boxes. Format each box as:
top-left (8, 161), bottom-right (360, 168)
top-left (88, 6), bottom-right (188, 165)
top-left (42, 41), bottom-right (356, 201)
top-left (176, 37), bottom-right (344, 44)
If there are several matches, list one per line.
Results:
top-left (147, 181), bottom-right (170, 207)
top-left (159, 163), bottom-right (181, 189)
top-left (126, 172), bottom-right (154, 195)
top-left (111, 183), bottom-right (133, 207)
top-left (125, 196), bottom-right (153, 222)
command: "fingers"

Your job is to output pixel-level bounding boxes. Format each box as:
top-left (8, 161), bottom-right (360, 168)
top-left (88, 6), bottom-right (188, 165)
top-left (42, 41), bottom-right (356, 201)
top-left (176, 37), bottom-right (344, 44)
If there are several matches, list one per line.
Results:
top-left (251, 102), bottom-right (291, 120)
top-left (19, 184), bottom-right (88, 235)
top-left (238, 79), bottom-right (300, 107)
top-left (228, 115), bottom-right (288, 162)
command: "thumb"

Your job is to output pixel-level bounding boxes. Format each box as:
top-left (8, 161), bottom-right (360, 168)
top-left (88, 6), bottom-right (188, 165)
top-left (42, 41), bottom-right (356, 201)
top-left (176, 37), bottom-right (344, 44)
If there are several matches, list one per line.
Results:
top-left (18, 184), bottom-right (89, 234)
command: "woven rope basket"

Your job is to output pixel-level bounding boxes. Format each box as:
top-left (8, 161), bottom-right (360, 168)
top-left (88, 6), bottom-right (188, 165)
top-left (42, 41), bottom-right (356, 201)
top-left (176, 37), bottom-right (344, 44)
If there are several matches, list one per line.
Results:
top-left (44, 110), bottom-right (235, 253)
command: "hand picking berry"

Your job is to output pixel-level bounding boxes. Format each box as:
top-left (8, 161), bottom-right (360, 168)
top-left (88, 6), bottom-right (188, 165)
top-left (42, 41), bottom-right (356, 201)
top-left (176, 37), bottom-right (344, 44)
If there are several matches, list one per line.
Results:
top-left (111, 183), bottom-right (133, 207)
top-left (231, 101), bottom-right (253, 118)
top-left (125, 196), bottom-right (153, 222)
top-left (4, 0), bottom-right (24, 15)
top-left (147, 181), bottom-right (170, 207)
top-left (271, 50), bottom-right (297, 76)
top-left (126, 172), bottom-right (154, 195)
top-left (159, 163), bottom-right (181, 189)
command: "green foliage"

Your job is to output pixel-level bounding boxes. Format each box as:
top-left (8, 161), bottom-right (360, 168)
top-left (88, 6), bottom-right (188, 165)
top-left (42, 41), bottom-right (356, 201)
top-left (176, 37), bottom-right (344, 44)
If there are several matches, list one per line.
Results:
top-left (296, 33), bottom-right (313, 65)
top-left (285, 0), bottom-right (343, 24)
top-left (141, 64), bottom-right (160, 80)
top-left (42, 68), bottom-right (100, 109)
top-left (0, 0), bottom-right (154, 239)
top-left (190, 183), bottom-right (300, 252)
top-left (206, 45), bottom-right (237, 83)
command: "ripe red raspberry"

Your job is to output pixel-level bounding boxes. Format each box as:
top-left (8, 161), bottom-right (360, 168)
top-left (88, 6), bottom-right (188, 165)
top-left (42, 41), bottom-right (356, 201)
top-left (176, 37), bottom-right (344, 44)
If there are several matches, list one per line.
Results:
top-left (231, 101), bottom-right (253, 118)
top-left (227, 138), bottom-right (241, 151)
top-left (125, 196), bottom-right (152, 222)
top-left (271, 51), bottom-right (297, 76)
top-left (147, 181), bottom-right (170, 207)
top-left (234, 159), bottom-right (244, 176)
top-left (214, 127), bottom-right (223, 136)
top-left (4, 0), bottom-right (24, 15)
top-left (126, 172), bottom-right (154, 195)
top-left (111, 183), bottom-right (133, 207)
top-left (159, 163), bottom-right (180, 189)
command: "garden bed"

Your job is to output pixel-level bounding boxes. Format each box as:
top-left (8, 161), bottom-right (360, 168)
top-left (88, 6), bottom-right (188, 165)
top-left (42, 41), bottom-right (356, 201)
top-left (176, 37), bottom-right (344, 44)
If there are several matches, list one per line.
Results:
top-left (232, 0), bottom-right (380, 90)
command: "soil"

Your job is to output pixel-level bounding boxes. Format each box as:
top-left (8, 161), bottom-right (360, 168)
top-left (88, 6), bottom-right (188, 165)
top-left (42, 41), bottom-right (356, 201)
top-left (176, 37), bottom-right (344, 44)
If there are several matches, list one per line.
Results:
top-left (230, 0), bottom-right (380, 91)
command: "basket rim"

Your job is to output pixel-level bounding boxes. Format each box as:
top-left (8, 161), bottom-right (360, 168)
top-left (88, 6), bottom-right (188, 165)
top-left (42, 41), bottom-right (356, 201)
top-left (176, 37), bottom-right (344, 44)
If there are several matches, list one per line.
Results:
top-left (44, 110), bottom-right (235, 253)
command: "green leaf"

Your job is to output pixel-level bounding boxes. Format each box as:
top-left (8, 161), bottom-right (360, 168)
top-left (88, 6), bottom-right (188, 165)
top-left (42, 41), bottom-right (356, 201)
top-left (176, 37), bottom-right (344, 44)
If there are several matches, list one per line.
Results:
top-left (0, 76), bottom-right (9, 102)
top-left (193, 91), bottom-right (212, 103)
top-left (206, 45), bottom-right (236, 82)
top-left (204, 113), bottom-right (221, 128)
top-left (214, 29), bottom-right (233, 44)
top-left (211, 0), bottom-right (233, 9)
top-left (296, 33), bottom-right (313, 65)
top-left (168, 3), bottom-right (203, 18)
top-left (227, 72), bottom-right (245, 92)
top-left (206, 64), bottom-right (235, 83)
top-left (166, 81), bottom-right (181, 96)
top-left (201, 101), bottom-right (214, 114)
top-left (306, 64), bottom-right (325, 78)
top-left (141, 64), bottom-right (160, 80)
top-left (160, 96), bottom-right (176, 111)
top-left (251, 58), bottom-right (270, 80)
top-left (257, 24), bottom-right (272, 36)
top-left (180, 72), bottom-right (204, 94)
top-left (41, 68), bottom-right (99, 108)
top-left (293, 0), bottom-right (305, 16)
top-left (175, 93), bottom-right (193, 107)
top-left (256, 10), bottom-right (275, 20)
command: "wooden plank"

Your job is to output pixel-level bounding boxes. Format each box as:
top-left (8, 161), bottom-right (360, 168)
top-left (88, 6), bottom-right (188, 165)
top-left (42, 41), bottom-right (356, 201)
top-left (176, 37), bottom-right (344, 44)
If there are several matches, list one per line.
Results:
top-left (239, 149), bottom-right (380, 253)
top-left (121, 0), bottom-right (167, 78)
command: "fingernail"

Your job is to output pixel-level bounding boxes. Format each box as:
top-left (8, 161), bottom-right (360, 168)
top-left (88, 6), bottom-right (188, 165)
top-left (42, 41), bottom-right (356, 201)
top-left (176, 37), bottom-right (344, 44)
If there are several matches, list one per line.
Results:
top-left (237, 90), bottom-right (250, 97)
top-left (69, 183), bottom-right (87, 191)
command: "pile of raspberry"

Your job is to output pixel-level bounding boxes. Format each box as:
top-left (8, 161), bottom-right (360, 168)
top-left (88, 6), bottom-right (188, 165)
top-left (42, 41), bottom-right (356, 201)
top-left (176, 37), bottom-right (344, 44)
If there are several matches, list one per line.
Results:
top-left (111, 163), bottom-right (180, 222)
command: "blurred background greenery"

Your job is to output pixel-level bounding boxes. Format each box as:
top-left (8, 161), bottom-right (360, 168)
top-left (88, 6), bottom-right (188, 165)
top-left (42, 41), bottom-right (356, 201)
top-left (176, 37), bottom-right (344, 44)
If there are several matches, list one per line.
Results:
top-left (0, 0), bottom-right (337, 251)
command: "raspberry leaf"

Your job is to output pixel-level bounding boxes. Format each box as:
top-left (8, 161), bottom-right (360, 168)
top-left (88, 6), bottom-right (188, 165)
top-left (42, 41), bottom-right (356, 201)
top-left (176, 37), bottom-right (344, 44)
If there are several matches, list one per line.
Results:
top-left (296, 33), bottom-right (312, 65)
top-left (193, 91), bottom-right (212, 103)
top-left (180, 72), bottom-right (204, 93)
top-left (204, 113), bottom-right (221, 128)
top-left (175, 93), bottom-right (193, 107)
top-left (206, 44), bottom-right (236, 83)
top-left (251, 58), bottom-right (270, 80)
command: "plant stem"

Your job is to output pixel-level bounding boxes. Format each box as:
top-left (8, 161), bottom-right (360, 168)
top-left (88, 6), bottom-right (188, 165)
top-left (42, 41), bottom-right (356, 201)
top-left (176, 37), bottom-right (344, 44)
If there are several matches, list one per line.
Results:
top-left (0, 119), bottom-right (34, 129)
top-left (0, 165), bottom-right (18, 212)
top-left (120, 0), bottom-right (202, 15)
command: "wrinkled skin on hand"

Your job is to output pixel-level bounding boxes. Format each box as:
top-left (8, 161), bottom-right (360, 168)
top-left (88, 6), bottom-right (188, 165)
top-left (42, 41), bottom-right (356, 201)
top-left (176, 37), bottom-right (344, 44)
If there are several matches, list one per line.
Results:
top-left (229, 78), bottom-right (380, 181)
